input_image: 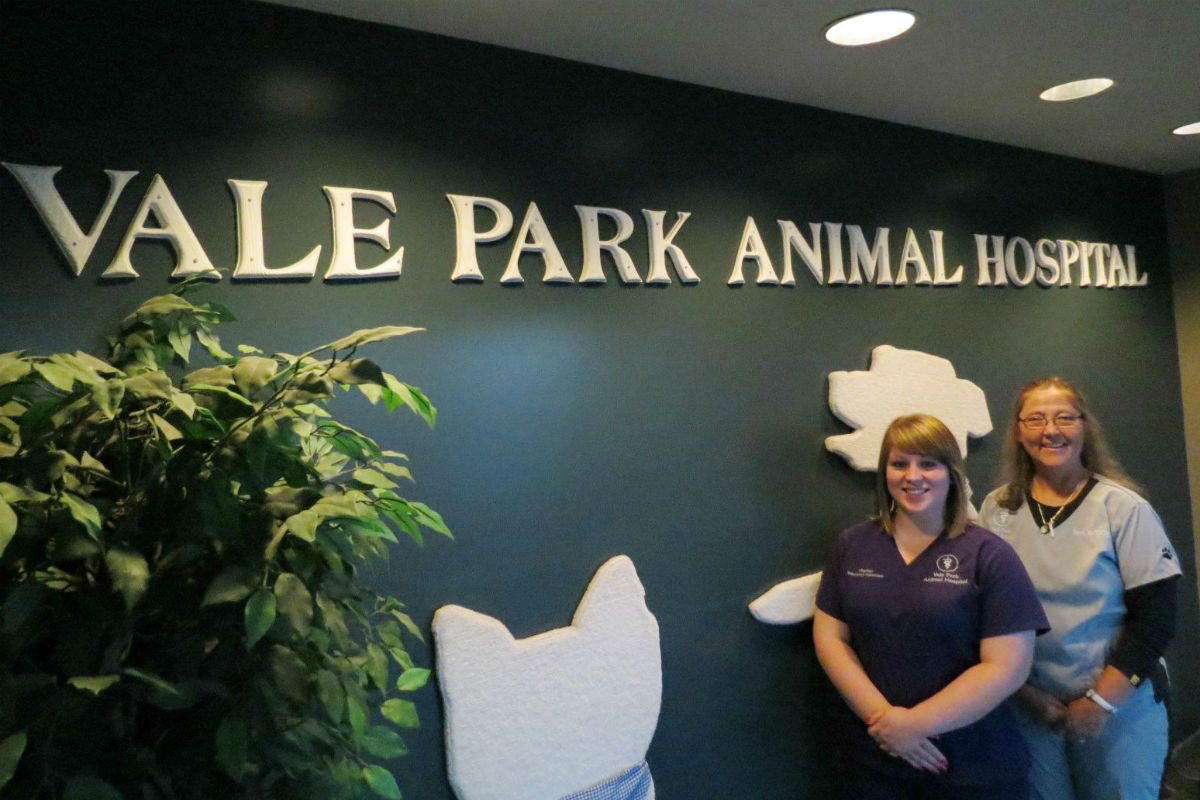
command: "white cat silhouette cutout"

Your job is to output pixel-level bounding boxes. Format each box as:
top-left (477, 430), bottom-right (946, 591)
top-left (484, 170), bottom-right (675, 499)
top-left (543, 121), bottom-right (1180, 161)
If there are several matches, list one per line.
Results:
top-left (433, 555), bottom-right (661, 800)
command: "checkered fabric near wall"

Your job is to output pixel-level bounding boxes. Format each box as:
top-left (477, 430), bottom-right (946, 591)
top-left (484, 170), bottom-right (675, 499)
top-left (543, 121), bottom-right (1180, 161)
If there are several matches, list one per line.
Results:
top-left (559, 761), bottom-right (654, 800)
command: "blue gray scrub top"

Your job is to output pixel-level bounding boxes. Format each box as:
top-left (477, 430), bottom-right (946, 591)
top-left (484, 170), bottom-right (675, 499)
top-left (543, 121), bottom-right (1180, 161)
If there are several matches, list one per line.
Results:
top-left (980, 475), bottom-right (1181, 700)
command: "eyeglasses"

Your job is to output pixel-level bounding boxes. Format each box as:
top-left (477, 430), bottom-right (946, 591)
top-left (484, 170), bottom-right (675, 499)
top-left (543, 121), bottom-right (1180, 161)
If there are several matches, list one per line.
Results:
top-left (1018, 413), bottom-right (1084, 431)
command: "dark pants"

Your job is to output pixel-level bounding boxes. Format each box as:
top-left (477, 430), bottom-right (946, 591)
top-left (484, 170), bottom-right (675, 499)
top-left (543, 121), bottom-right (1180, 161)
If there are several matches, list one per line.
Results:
top-left (841, 763), bottom-right (1030, 800)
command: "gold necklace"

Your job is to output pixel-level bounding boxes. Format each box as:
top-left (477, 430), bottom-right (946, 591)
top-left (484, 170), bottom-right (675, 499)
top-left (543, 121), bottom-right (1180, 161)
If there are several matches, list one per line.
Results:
top-left (1033, 479), bottom-right (1086, 535)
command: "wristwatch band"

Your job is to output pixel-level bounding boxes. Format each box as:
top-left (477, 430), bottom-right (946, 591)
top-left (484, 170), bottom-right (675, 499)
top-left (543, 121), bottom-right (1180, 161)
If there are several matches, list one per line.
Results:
top-left (1086, 688), bottom-right (1117, 714)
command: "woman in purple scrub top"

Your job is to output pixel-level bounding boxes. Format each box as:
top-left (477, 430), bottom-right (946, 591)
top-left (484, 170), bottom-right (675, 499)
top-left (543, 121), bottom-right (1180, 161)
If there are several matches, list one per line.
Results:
top-left (814, 414), bottom-right (1049, 799)
top-left (980, 378), bottom-right (1180, 800)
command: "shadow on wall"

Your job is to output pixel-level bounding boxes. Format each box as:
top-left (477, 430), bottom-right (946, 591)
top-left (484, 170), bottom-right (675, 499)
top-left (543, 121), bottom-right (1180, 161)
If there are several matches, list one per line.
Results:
top-left (1163, 729), bottom-right (1200, 799)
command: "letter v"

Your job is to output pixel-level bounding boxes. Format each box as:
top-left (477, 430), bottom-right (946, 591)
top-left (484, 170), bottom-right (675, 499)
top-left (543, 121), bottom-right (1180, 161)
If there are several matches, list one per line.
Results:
top-left (3, 163), bottom-right (137, 276)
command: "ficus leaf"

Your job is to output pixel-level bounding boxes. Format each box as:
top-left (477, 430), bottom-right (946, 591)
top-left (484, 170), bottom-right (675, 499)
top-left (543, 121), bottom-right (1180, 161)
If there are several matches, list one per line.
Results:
top-left (245, 588), bottom-right (276, 650)
top-left (50, 354), bottom-right (105, 386)
top-left (123, 293), bottom-right (195, 325)
top-left (328, 326), bottom-right (423, 351)
top-left (273, 573), bottom-right (312, 634)
top-left (123, 370), bottom-right (173, 400)
top-left (390, 610), bottom-right (424, 641)
top-left (170, 389), bottom-right (197, 419)
top-left (380, 698), bottom-right (419, 729)
top-left (60, 492), bottom-right (102, 540)
top-left (270, 645), bottom-right (309, 701)
top-left (122, 668), bottom-right (182, 699)
top-left (389, 647), bottom-right (415, 670)
top-left (409, 501), bottom-right (452, 538)
top-left (382, 375), bottom-right (436, 427)
top-left (351, 468), bottom-right (397, 489)
top-left (67, 675), bottom-right (121, 695)
top-left (362, 765), bottom-right (402, 800)
top-left (63, 775), bottom-right (126, 800)
top-left (70, 350), bottom-right (120, 375)
top-left (79, 451), bottom-right (110, 475)
top-left (0, 731), bottom-right (26, 791)
top-left (184, 365), bottom-right (235, 389)
top-left (0, 496), bottom-right (16, 558)
top-left (316, 670), bottom-right (345, 724)
top-left (1, 482), bottom-right (50, 503)
top-left (345, 679), bottom-right (368, 739)
top-left (33, 361), bottom-right (76, 391)
top-left (232, 356), bottom-right (277, 397)
top-left (394, 667), bottom-right (430, 692)
top-left (195, 327), bottom-right (231, 361)
top-left (167, 325), bottom-right (192, 363)
top-left (105, 548), bottom-right (150, 609)
top-left (186, 383), bottom-right (254, 406)
top-left (328, 358), bottom-right (386, 386)
top-left (366, 644), bottom-right (389, 692)
top-left (201, 566), bottom-right (259, 606)
top-left (51, 533), bottom-right (101, 561)
top-left (362, 726), bottom-right (408, 759)
top-left (316, 594), bottom-right (350, 646)
top-left (215, 716), bottom-right (249, 780)
top-left (0, 353), bottom-right (32, 384)
top-left (151, 413), bottom-right (183, 442)
top-left (378, 462), bottom-right (413, 481)
top-left (284, 508), bottom-right (319, 542)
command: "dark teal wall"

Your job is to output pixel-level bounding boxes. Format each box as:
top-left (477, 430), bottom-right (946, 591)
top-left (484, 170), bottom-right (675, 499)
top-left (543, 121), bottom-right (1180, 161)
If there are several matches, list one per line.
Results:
top-left (2, 2), bottom-right (1196, 797)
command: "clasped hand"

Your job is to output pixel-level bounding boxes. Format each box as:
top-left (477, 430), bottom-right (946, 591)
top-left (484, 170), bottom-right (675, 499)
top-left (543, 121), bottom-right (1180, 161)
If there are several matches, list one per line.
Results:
top-left (1025, 687), bottom-right (1108, 740)
top-left (1061, 696), bottom-right (1109, 740)
top-left (867, 706), bottom-right (948, 775)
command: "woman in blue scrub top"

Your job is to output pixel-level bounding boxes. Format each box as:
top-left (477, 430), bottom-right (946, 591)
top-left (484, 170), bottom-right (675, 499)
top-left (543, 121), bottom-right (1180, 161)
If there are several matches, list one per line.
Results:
top-left (980, 378), bottom-right (1180, 800)
top-left (814, 414), bottom-right (1049, 799)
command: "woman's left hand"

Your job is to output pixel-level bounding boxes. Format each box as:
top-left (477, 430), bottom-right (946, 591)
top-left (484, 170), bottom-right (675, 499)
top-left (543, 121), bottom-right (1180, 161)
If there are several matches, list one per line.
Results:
top-left (1063, 696), bottom-right (1110, 740)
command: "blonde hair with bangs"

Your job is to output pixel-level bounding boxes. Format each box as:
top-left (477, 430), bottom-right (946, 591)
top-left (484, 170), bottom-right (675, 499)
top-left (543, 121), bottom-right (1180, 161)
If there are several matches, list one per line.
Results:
top-left (875, 414), bottom-right (971, 538)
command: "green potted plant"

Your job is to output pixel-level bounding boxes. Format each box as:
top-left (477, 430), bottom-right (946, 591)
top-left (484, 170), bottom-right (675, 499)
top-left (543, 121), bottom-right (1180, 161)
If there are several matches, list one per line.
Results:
top-left (0, 284), bottom-right (450, 800)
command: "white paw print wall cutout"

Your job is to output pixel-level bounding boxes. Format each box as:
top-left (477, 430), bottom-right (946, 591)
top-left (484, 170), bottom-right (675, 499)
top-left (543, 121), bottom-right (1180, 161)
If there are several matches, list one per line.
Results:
top-left (433, 555), bottom-right (660, 800)
top-left (826, 345), bottom-right (992, 470)
top-left (750, 345), bottom-right (992, 625)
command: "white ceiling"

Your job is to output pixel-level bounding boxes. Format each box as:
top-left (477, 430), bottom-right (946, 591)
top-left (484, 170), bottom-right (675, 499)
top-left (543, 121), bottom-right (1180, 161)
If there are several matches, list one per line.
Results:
top-left (265, 0), bottom-right (1200, 175)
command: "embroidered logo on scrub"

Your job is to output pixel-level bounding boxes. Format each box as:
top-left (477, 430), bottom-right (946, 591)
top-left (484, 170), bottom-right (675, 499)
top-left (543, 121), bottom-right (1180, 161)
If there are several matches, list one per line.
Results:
top-left (847, 567), bottom-right (885, 579)
top-left (924, 554), bottom-right (968, 585)
top-left (989, 508), bottom-right (1013, 532)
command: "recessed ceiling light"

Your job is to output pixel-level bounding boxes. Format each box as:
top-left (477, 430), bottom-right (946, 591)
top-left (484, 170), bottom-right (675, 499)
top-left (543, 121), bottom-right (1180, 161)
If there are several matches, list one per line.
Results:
top-left (824, 9), bottom-right (916, 46)
top-left (1038, 78), bottom-right (1114, 102)
top-left (1173, 121), bottom-right (1200, 135)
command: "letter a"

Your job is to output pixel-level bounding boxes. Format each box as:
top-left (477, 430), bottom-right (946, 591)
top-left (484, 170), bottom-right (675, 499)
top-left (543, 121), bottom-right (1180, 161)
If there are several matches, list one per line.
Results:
top-left (108, 175), bottom-right (219, 279)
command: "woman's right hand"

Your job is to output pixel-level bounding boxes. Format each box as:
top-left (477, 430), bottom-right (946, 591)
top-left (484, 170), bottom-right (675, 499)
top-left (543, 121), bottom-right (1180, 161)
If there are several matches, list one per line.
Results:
top-left (1014, 684), bottom-right (1068, 730)
top-left (867, 707), bottom-right (949, 774)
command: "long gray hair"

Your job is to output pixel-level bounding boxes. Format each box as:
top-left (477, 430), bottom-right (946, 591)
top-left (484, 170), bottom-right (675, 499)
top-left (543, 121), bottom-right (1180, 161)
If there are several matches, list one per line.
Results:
top-left (993, 377), bottom-right (1141, 511)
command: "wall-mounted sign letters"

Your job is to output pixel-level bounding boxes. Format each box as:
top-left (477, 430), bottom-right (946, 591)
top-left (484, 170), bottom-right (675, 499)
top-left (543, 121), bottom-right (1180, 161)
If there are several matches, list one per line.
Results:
top-left (2, 162), bottom-right (1150, 289)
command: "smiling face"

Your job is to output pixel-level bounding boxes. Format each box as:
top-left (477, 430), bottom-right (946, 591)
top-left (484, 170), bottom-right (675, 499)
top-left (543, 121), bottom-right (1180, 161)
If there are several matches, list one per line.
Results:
top-left (885, 448), bottom-right (951, 526)
top-left (1017, 386), bottom-right (1086, 476)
